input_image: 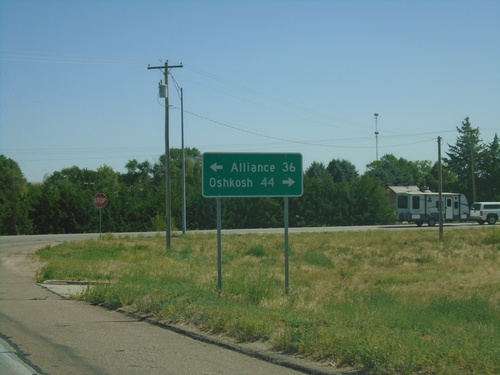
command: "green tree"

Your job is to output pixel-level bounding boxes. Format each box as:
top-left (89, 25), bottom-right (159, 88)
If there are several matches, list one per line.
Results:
top-left (29, 165), bottom-right (122, 234)
top-left (405, 160), bottom-right (433, 188)
top-left (425, 162), bottom-right (459, 193)
top-left (331, 180), bottom-right (354, 226)
top-left (123, 159), bottom-right (152, 187)
top-left (444, 117), bottom-right (485, 202)
top-left (352, 175), bottom-right (394, 225)
top-left (365, 154), bottom-right (414, 187)
top-left (32, 169), bottom-right (82, 233)
top-left (95, 165), bottom-right (125, 232)
top-left (0, 155), bottom-right (31, 234)
top-left (296, 162), bottom-right (336, 226)
top-left (327, 159), bottom-right (358, 183)
top-left (119, 159), bottom-right (158, 231)
top-left (222, 197), bottom-right (281, 229)
top-left (480, 133), bottom-right (500, 200)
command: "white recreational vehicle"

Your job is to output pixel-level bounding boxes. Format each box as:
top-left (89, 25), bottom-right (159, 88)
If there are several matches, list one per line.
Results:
top-left (388, 186), bottom-right (469, 227)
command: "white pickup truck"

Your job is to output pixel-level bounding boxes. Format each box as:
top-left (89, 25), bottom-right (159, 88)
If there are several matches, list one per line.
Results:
top-left (470, 202), bottom-right (500, 225)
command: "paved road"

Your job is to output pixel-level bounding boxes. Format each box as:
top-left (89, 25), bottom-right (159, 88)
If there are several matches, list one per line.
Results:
top-left (0, 221), bottom-right (484, 248)
top-left (0, 236), bottom-right (354, 375)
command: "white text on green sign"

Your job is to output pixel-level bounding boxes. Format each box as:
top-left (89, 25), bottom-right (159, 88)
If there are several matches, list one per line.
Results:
top-left (202, 153), bottom-right (303, 197)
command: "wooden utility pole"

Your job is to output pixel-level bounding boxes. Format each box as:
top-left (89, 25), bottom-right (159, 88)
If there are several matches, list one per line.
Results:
top-left (148, 61), bottom-right (183, 249)
top-left (438, 136), bottom-right (443, 241)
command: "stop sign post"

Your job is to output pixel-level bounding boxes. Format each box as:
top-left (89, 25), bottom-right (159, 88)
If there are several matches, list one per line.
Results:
top-left (93, 193), bottom-right (108, 238)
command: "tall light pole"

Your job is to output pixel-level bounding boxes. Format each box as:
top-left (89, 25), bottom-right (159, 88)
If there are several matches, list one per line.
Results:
top-left (170, 76), bottom-right (187, 235)
top-left (180, 87), bottom-right (186, 234)
top-left (374, 113), bottom-right (379, 161)
top-left (148, 60), bottom-right (183, 250)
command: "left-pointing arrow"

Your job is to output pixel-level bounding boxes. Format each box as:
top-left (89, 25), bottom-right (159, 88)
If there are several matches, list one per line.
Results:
top-left (210, 162), bottom-right (223, 172)
top-left (282, 178), bottom-right (295, 187)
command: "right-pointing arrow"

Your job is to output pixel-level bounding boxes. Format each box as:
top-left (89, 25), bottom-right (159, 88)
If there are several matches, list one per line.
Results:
top-left (282, 178), bottom-right (295, 187)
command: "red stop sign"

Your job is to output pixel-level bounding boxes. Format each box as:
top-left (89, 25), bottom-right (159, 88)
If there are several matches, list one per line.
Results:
top-left (93, 193), bottom-right (108, 208)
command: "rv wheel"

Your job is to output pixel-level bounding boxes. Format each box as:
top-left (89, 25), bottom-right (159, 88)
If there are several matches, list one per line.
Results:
top-left (428, 219), bottom-right (436, 227)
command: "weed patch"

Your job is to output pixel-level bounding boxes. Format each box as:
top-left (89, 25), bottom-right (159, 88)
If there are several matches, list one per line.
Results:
top-left (483, 227), bottom-right (500, 245)
top-left (246, 244), bottom-right (266, 258)
top-left (304, 249), bottom-right (334, 268)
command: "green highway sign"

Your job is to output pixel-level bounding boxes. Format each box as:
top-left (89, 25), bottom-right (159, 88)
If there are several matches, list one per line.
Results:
top-left (202, 153), bottom-right (303, 197)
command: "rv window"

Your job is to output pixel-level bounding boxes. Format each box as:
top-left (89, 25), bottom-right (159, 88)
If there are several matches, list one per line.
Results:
top-left (447, 199), bottom-right (452, 207)
top-left (397, 196), bottom-right (408, 209)
top-left (412, 196), bottom-right (420, 209)
top-left (454, 202), bottom-right (459, 209)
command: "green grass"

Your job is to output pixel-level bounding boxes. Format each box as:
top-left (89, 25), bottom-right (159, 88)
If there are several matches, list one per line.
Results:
top-left (35, 228), bottom-right (500, 374)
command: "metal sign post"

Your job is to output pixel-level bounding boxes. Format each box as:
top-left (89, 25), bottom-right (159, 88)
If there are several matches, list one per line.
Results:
top-left (217, 197), bottom-right (222, 294)
top-left (92, 193), bottom-right (108, 239)
top-left (284, 197), bottom-right (290, 294)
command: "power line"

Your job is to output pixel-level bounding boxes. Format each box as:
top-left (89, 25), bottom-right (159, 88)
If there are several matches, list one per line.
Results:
top-left (181, 63), bottom-right (372, 133)
top-left (0, 49), bottom-right (148, 66)
top-left (172, 106), bottom-right (438, 150)
top-left (3, 50), bottom-right (485, 162)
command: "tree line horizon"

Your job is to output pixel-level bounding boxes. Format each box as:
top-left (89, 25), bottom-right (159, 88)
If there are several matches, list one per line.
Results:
top-left (1, 117), bottom-right (498, 235)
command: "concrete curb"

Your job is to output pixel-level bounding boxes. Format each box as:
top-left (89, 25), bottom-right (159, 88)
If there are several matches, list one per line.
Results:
top-left (0, 335), bottom-right (42, 375)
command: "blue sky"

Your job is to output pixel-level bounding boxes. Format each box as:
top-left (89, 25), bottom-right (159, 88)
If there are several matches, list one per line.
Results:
top-left (1, 0), bottom-right (499, 182)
